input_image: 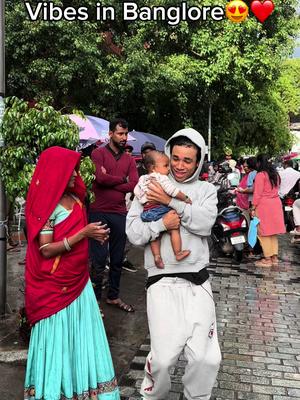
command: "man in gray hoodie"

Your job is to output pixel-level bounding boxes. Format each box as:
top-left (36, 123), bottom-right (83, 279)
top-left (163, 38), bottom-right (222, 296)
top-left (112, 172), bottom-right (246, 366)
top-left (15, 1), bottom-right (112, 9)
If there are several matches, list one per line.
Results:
top-left (126, 128), bottom-right (221, 400)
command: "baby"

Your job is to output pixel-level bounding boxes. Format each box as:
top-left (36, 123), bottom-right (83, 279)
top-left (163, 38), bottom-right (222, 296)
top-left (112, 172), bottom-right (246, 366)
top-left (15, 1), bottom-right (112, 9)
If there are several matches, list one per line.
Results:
top-left (134, 151), bottom-right (191, 269)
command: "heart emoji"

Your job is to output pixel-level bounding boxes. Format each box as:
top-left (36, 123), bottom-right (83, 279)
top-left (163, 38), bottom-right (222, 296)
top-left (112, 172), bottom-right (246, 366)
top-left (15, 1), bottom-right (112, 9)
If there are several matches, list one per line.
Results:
top-left (228, 5), bottom-right (236, 13)
top-left (250, 0), bottom-right (274, 22)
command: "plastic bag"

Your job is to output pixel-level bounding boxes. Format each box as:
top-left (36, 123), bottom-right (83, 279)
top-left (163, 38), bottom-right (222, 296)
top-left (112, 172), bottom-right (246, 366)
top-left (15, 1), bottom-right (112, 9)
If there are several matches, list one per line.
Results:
top-left (248, 216), bottom-right (260, 248)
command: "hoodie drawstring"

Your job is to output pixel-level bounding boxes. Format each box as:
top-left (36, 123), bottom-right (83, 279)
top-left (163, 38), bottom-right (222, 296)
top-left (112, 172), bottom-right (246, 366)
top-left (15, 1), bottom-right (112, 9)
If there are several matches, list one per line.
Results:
top-left (189, 281), bottom-right (196, 296)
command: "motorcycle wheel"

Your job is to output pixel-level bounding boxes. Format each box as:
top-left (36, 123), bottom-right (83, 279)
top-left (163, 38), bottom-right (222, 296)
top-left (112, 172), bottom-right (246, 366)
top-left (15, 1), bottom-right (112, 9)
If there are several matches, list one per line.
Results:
top-left (234, 250), bottom-right (243, 263)
top-left (208, 236), bottom-right (219, 260)
top-left (286, 212), bottom-right (295, 232)
top-left (233, 243), bottom-right (244, 263)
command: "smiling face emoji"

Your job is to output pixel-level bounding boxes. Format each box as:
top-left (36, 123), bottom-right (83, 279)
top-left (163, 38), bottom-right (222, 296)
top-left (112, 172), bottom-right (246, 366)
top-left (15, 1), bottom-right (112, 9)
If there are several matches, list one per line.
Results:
top-left (226, 0), bottom-right (249, 22)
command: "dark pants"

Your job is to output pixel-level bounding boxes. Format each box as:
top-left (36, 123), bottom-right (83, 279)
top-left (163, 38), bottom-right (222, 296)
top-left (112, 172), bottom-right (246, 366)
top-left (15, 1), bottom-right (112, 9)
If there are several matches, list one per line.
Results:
top-left (89, 212), bottom-right (127, 301)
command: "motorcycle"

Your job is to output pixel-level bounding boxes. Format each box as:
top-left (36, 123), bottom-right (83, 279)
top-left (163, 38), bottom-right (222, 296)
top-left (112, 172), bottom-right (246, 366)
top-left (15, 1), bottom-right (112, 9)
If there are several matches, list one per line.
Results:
top-left (282, 194), bottom-right (297, 233)
top-left (283, 194), bottom-right (300, 244)
top-left (211, 173), bottom-right (248, 263)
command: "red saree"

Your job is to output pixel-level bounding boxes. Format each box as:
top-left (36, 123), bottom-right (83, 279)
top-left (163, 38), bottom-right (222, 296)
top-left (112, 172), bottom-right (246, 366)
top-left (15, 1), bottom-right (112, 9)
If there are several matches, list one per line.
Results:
top-left (236, 173), bottom-right (249, 210)
top-left (25, 147), bottom-right (89, 325)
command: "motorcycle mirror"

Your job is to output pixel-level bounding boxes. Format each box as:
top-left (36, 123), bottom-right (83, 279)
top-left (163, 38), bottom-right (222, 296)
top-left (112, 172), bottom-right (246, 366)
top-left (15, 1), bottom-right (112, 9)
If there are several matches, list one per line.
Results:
top-left (227, 173), bottom-right (236, 181)
top-left (228, 172), bottom-right (240, 187)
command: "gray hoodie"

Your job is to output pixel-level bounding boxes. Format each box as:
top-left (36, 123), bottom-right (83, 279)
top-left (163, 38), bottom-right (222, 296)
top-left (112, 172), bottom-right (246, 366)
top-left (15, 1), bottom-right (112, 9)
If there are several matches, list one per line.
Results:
top-left (126, 128), bottom-right (218, 277)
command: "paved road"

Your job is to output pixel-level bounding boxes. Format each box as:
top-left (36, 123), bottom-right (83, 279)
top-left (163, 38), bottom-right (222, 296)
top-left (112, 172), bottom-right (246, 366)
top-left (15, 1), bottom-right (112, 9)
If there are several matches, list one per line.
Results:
top-left (0, 237), bottom-right (299, 400)
top-left (118, 237), bottom-right (300, 400)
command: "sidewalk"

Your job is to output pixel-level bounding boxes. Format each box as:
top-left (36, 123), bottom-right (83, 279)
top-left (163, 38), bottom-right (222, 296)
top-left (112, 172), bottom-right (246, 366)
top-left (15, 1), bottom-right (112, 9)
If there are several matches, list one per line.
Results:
top-left (0, 244), bottom-right (27, 362)
top-left (118, 236), bottom-right (300, 400)
top-left (0, 236), bottom-right (299, 399)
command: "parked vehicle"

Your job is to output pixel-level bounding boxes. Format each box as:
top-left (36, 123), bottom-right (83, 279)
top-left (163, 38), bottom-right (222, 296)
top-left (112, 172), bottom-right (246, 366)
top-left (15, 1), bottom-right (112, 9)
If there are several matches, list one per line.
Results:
top-left (282, 194), bottom-right (297, 232)
top-left (290, 231), bottom-right (300, 244)
top-left (211, 185), bottom-right (248, 263)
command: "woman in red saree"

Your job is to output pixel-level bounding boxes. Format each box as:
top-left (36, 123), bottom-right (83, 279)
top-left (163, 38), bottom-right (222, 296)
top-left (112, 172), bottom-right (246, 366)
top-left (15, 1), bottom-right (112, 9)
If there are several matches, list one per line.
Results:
top-left (24, 146), bottom-right (120, 400)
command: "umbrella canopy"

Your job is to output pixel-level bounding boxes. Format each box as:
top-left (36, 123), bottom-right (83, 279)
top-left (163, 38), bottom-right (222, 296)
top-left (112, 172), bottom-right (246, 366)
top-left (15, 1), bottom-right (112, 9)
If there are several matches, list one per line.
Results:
top-left (77, 138), bottom-right (98, 150)
top-left (282, 152), bottom-right (299, 161)
top-left (291, 154), bottom-right (300, 161)
top-left (128, 130), bottom-right (167, 155)
top-left (68, 114), bottom-right (135, 142)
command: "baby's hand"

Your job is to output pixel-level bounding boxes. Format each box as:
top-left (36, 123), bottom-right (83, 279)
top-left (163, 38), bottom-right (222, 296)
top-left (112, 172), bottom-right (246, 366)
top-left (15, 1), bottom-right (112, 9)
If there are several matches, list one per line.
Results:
top-left (185, 197), bottom-right (192, 204)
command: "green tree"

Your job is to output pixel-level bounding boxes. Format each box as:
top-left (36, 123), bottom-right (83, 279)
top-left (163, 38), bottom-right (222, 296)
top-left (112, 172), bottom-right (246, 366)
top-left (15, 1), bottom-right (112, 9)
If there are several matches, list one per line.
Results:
top-left (0, 97), bottom-right (79, 201)
top-left (5, 0), bottom-right (300, 156)
top-left (274, 58), bottom-right (300, 119)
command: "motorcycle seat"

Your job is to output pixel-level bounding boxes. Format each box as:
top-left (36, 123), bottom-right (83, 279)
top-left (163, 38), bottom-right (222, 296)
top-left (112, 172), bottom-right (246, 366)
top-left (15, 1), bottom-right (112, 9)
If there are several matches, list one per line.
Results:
top-left (219, 207), bottom-right (241, 218)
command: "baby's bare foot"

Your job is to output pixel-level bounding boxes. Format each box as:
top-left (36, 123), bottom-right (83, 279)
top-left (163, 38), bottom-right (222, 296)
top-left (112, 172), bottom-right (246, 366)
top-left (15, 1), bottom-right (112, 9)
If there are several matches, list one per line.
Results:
top-left (175, 250), bottom-right (190, 261)
top-left (154, 255), bottom-right (164, 269)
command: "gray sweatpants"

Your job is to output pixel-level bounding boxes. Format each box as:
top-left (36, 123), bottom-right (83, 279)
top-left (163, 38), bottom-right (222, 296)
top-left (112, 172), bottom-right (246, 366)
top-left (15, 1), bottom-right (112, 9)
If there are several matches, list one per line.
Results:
top-left (141, 277), bottom-right (221, 400)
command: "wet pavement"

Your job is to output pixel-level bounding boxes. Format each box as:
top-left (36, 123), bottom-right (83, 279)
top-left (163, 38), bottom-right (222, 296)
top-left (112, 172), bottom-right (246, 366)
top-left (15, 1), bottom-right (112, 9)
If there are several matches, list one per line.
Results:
top-left (119, 237), bottom-right (300, 400)
top-left (0, 236), bottom-right (299, 399)
top-left (0, 243), bottom-right (149, 399)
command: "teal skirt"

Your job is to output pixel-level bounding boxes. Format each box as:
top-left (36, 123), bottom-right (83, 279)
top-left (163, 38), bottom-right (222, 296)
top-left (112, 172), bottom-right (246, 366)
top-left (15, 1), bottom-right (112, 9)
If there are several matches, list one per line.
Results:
top-left (24, 280), bottom-right (120, 400)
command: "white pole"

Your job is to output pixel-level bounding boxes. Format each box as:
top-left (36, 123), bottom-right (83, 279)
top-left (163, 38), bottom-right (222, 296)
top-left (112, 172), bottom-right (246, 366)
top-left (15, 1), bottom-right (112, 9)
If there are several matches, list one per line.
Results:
top-left (0, 0), bottom-right (7, 316)
top-left (208, 103), bottom-right (212, 162)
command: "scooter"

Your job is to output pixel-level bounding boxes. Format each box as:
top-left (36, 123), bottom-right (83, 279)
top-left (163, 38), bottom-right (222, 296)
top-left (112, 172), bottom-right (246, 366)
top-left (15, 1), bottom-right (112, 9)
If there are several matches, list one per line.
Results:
top-left (290, 231), bottom-right (300, 244)
top-left (211, 182), bottom-right (248, 263)
top-left (282, 194), bottom-right (296, 232)
top-left (286, 195), bottom-right (300, 244)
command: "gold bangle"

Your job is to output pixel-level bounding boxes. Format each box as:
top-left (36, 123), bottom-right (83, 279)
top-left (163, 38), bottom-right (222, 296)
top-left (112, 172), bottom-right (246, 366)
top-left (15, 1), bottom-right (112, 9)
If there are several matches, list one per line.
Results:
top-left (39, 243), bottom-right (50, 251)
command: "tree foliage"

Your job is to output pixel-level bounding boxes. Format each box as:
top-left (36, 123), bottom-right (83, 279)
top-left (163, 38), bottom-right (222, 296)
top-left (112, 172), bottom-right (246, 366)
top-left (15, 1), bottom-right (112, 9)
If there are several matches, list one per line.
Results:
top-left (0, 97), bottom-right (79, 200)
top-left (5, 0), bottom-right (300, 156)
top-left (274, 58), bottom-right (300, 119)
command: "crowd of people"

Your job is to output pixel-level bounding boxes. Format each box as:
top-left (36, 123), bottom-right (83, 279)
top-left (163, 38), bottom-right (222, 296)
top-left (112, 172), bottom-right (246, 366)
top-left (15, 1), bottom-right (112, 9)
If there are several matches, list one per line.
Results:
top-left (206, 152), bottom-right (300, 257)
top-left (22, 118), bottom-right (299, 400)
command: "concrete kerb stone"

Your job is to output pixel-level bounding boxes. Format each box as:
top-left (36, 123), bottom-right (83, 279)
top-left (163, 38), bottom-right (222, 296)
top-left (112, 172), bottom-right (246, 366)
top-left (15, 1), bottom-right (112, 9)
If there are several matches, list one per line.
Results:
top-left (0, 349), bottom-right (28, 365)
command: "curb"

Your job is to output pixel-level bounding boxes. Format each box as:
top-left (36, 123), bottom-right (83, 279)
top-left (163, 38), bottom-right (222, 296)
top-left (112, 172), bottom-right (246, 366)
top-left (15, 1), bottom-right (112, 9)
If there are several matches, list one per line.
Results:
top-left (0, 349), bottom-right (28, 365)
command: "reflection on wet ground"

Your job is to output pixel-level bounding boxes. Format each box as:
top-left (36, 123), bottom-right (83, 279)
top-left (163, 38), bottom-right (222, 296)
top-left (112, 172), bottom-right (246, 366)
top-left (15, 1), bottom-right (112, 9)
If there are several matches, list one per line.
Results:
top-left (120, 236), bottom-right (300, 400)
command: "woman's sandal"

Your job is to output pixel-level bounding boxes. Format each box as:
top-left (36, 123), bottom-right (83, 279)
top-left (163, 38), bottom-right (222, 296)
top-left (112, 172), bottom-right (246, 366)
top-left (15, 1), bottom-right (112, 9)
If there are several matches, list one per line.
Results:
top-left (254, 258), bottom-right (272, 267)
top-left (97, 302), bottom-right (105, 318)
top-left (271, 257), bottom-right (279, 267)
top-left (106, 299), bottom-right (135, 313)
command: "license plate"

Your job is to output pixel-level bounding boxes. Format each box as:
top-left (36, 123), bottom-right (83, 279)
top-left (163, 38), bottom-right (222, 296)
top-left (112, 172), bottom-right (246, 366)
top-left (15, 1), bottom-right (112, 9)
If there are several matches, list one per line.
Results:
top-left (230, 235), bottom-right (245, 245)
top-left (285, 206), bottom-right (293, 211)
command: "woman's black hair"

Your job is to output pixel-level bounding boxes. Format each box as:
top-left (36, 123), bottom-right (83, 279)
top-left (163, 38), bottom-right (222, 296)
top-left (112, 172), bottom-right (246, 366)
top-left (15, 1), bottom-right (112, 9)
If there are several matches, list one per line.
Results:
top-left (245, 157), bottom-right (256, 171)
top-left (256, 154), bottom-right (280, 188)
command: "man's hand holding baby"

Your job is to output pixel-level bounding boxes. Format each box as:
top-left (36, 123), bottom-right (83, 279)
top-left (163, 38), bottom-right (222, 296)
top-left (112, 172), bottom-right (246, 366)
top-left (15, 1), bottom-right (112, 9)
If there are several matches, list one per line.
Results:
top-left (162, 210), bottom-right (180, 230)
top-left (147, 180), bottom-right (172, 206)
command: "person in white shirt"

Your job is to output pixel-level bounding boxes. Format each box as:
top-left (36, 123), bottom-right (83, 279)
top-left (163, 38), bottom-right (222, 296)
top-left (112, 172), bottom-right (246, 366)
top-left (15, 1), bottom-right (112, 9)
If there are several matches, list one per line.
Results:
top-left (127, 131), bottom-right (221, 400)
top-left (134, 151), bottom-right (192, 268)
top-left (291, 199), bottom-right (300, 239)
top-left (279, 160), bottom-right (300, 198)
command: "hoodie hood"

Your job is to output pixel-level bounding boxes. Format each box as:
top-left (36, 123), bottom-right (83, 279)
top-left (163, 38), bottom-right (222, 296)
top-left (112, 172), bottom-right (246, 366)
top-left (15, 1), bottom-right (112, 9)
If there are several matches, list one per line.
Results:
top-left (165, 128), bottom-right (206, 183)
